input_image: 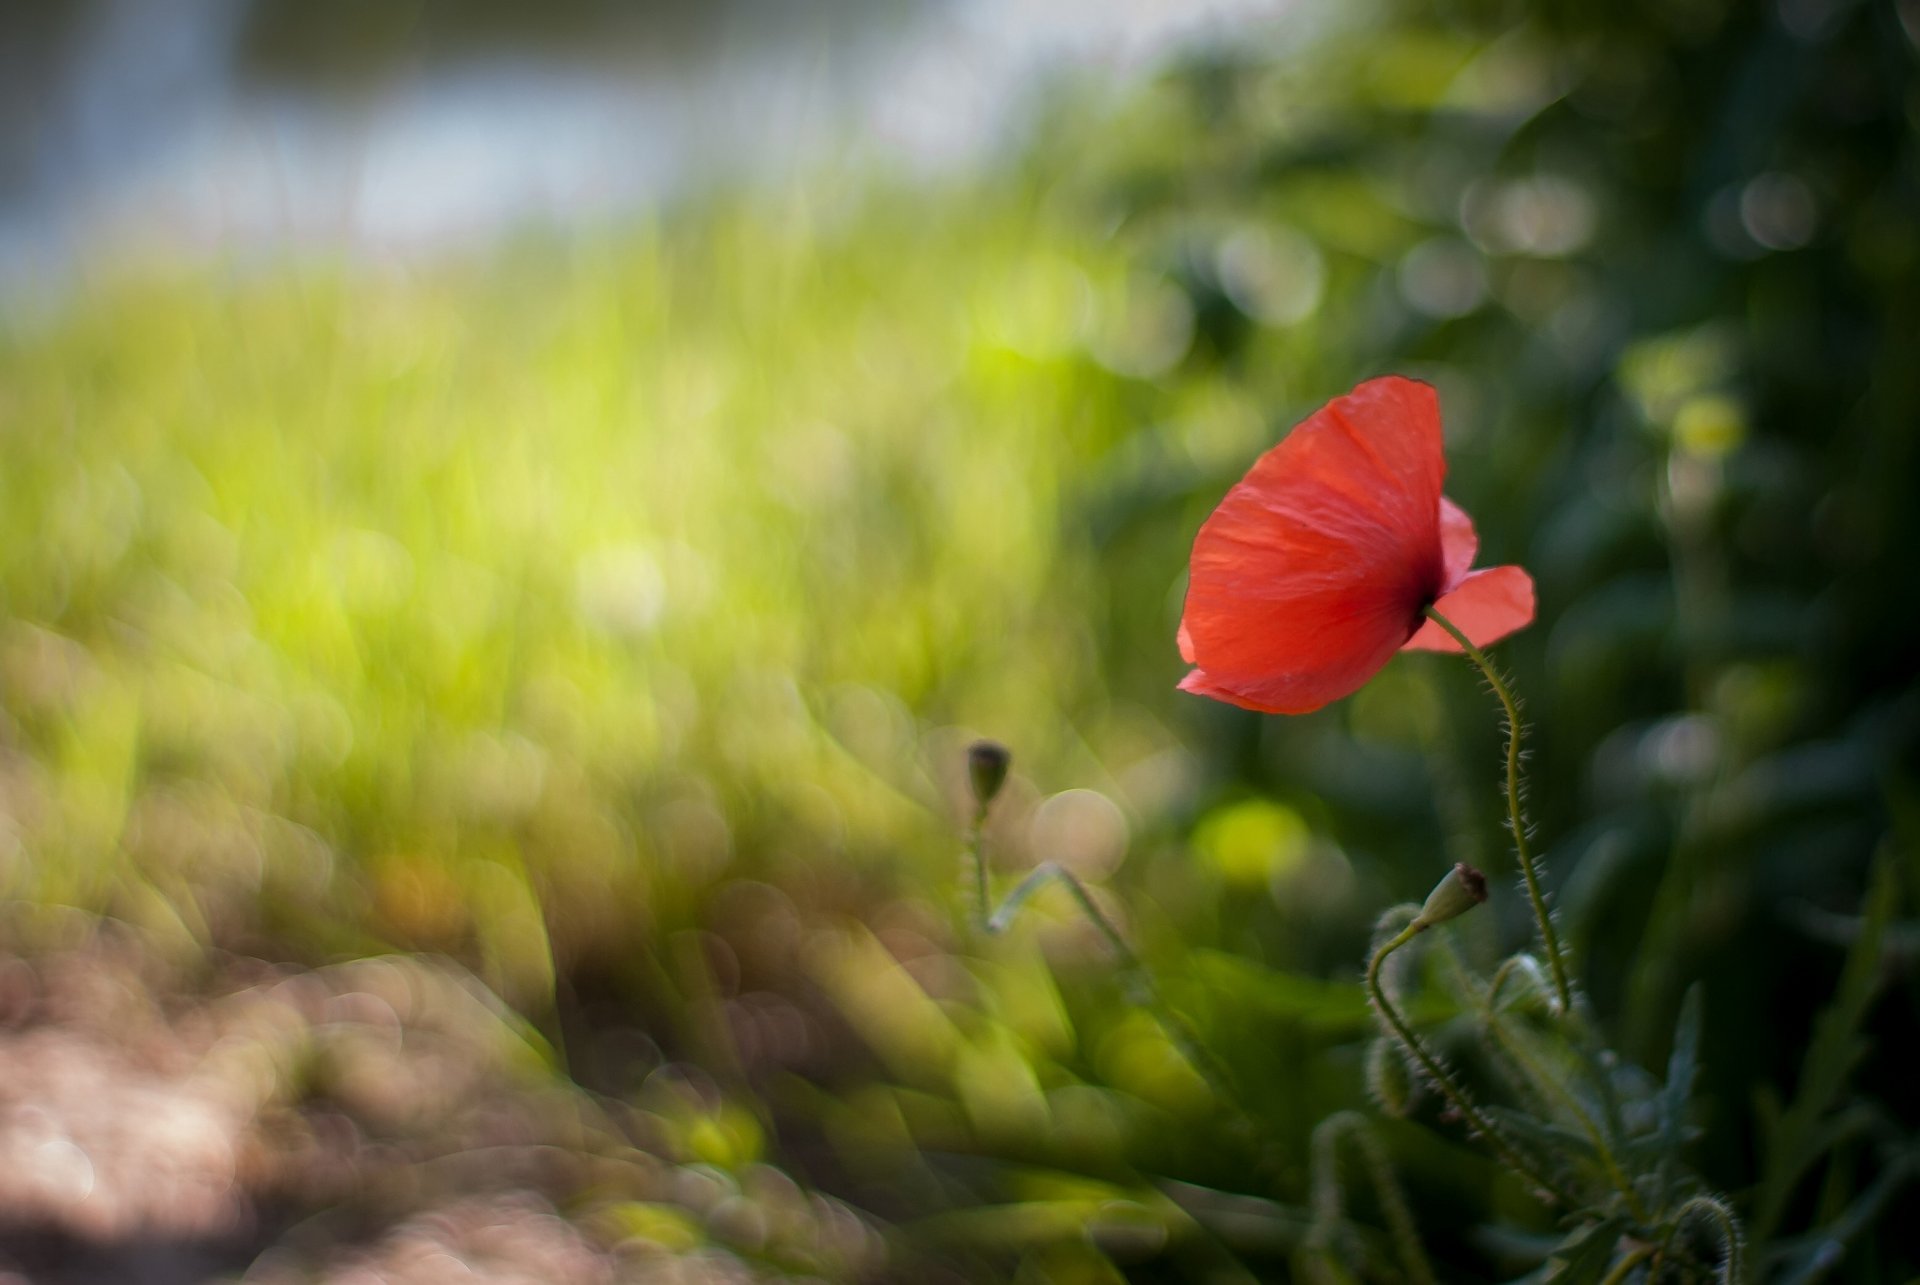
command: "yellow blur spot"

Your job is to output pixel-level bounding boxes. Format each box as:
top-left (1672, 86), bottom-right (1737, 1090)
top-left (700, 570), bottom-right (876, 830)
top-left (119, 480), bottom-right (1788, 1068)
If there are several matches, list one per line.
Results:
top-left (682, 1103), bottom-right (764, 1169)
top-left (601, 1202), bottom-right (705, 1254)
top-left (1674, 394), bottom-right (1747, 458)
top-left (1191, 799), bottom-right (1310, 887)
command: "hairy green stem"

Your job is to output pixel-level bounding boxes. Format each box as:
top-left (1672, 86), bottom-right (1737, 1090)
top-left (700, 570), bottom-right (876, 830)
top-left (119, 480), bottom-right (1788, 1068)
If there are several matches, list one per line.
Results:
top-left (1367, 923), bottom-right (1574, 1207)
top-left (1423, 606), bottom-right (1573, 1012)
top-left (1311, 1110), bottom-right (1438, 1285)
top-left (1673, 1196), bottom-right (1747, 1284)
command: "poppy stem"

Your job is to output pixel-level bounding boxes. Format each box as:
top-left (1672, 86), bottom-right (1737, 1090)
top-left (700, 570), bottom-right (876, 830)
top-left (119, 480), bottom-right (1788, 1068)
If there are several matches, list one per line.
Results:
top-left (1309, 1110), bottom-right (1439, 1285)
top-left (966, 803), bottom-right (992, 930)
top-left (1367, 923), bottom-right (1573, 1208)
top-left (1421, 607), bottom-right (1574, 1013)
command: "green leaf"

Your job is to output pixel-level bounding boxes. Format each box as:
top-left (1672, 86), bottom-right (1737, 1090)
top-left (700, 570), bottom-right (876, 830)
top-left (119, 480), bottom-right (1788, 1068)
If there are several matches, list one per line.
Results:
top-left (1661, 984), bottom-right (1702, 1153)
top-left (1648, 984), bottom-right (1705, 1202)
top-left (1542, 1219), bottom-right (1626, 1285)
top-left (1751, 859), bottom-right (1901, 1244)
top-left (1768, 1144), bottom-right (1918, 1285)
top-left (1187, 949), bottom-right (1455, 1034)
top-left (1482, 1105), bottom-right (1601, 1165)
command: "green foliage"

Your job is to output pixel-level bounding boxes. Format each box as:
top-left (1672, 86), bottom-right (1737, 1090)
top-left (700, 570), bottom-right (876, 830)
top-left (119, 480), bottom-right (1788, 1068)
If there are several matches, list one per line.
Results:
top-left (1369, 920), bottom-right (1745, 1280)
top-left (1543, 1218), bottom-right (1629, 1285)
top-left (2, 0), bottom-right (1916, 1279)
top-left (1752, 861), bottom-right (1904, 1254)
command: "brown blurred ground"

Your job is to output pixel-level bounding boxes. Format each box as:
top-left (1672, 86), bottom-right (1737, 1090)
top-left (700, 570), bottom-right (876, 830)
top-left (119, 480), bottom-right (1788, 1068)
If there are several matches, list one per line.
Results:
top-left (0, 916), bottom-right (884, 1283)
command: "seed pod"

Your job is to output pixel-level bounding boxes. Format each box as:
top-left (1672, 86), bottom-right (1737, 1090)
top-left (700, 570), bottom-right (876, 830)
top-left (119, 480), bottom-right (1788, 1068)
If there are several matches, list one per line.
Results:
top-left (1411, 862), bottom-right (1487, 931)
top-left (967, 740), bottom-right (1012, 810)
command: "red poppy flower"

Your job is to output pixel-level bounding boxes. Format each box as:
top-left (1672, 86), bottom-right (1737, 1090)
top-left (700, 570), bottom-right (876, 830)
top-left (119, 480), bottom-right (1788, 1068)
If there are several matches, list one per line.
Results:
top-left (1178, 376), bottom-right (1534, 714)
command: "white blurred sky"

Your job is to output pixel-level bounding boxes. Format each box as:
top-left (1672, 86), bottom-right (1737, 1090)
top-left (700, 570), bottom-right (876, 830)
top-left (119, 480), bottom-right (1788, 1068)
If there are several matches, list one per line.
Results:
top-left (0, 0), bottom-right (1288, 290)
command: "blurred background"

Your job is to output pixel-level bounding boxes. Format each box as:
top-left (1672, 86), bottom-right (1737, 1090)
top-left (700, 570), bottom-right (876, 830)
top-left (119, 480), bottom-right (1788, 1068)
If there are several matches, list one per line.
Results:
top-left (1, 0), bottom-right (1917, 1280)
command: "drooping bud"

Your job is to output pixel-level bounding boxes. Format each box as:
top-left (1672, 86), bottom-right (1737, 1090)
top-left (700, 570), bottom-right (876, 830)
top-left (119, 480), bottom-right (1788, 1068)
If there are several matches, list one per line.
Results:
top-left (1412, 862), bottom-right (1488, 931)
top-left (967, 740), bottom-right (1012, 811)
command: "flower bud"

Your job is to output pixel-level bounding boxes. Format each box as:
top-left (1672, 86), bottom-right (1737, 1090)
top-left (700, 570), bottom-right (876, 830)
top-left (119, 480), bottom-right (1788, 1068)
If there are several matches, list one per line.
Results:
top-left (1412, 862), bottom-right (1487, 930)
top-left (967, 740), bottom-right (1012, 810)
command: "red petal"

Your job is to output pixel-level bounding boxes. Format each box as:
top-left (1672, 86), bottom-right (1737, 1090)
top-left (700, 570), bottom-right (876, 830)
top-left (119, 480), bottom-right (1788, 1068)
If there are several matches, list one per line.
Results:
top-left (1178, 665), bottom-right (1272, 712)
top-left (1401, 565), bottom-right (1536, 653)
top-left (1178, 621), bottom-right (1410, 714)
top-left (1179, 376), bottom-right (1448, 713)
top-left (1439, 496), bottom-right (1477, 591)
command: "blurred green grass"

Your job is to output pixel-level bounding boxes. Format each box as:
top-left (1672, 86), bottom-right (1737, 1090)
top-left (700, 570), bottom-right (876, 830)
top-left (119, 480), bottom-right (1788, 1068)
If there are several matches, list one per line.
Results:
top-left (4, 0), bottom-right (1919, 1279)
top-left (0, 196), bottom-right (1166, 985)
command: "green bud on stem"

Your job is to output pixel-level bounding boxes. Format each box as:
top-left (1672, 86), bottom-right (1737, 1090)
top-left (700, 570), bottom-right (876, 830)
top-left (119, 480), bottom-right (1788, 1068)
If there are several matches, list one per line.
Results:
top-left (1411, 862), bottom-right (1488, 931)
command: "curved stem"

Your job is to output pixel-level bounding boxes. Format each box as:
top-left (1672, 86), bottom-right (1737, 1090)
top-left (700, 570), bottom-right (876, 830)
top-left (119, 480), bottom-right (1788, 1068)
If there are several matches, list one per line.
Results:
top-left (1423, 606), bottom-right (1573, 1013)
top-left (1598, 1242), bottom-right (1657, 1285)
top-left (1673, 1196), bottom-right (1747, 1285)
top-left (1367, 923), bottom-right (1574, 1207)
top-left (1311, 1110), bottom-right (1438, 1285)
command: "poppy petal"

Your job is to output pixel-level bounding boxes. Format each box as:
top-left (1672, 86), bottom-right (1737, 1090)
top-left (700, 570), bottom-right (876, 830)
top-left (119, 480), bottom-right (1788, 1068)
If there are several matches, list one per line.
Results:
top-left (1179, 376), bottom-right (1447, 713)
top-left (1439, 496), bottom-right (1477, 591)
top-left (1401, 565), bottom-right (1536, 653)
top-left (1167, 595), bottom-right (1413, 710)
top-left (1178, 665), bottom-right (1272, 711)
